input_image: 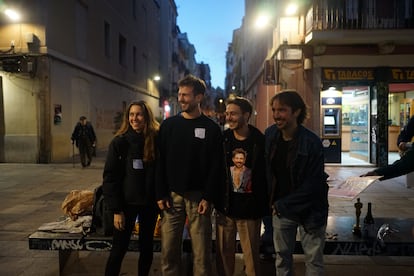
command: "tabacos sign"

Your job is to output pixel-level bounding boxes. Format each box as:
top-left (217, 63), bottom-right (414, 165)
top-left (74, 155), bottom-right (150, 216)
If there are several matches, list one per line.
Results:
top-left (322, 68), bottom-right (375, 81)
top-left (322, 67), bottom-right (414, 82)
top-left (390, 68), bottom-right (414, 82)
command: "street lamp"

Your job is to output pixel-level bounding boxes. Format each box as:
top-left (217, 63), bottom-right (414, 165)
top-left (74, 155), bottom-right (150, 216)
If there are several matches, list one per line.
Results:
top-left (254, 14), bottom-right (272, 29)
top-left (285, 4), bottom-right (298, 16)
top-left (4, 9), bottom-right (21, 21)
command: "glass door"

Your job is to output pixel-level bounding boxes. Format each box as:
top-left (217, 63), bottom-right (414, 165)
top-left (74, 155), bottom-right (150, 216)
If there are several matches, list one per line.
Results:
top-left (342, 86), bottom-right (370, 163)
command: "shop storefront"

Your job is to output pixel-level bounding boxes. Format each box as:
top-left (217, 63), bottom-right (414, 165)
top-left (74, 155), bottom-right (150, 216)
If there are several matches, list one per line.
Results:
top-left (321, 67), bottom-right (414, 166)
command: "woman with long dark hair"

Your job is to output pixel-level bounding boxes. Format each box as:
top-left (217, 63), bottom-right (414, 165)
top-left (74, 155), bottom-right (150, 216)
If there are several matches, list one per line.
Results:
top-left (103, 101), bottom-right (159, 275)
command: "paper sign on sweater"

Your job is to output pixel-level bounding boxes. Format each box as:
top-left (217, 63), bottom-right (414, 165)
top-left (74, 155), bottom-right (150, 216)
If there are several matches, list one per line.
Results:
top-left (194, 128), bottom-right (206, 139)
top-left (133, 159), bottom-right (143, 169)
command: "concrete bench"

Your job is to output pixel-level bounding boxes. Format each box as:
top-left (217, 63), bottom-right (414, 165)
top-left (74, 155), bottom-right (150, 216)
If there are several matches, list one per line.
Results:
top-left (28, 216), bottom-right (414, 274)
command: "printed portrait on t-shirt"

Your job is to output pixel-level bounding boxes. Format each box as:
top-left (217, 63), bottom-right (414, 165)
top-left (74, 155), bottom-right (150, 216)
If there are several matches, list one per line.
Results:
top-left (230, 148), bottom-right (252, 193)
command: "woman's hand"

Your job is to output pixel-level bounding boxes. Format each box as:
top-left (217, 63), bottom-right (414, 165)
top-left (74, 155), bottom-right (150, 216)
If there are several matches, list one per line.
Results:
top-left (197, 199), bottom-right (209, 215)
top-left (114, 212), bottom-right (125, 231)
top-left (157, 198), bottom-right (172, 211)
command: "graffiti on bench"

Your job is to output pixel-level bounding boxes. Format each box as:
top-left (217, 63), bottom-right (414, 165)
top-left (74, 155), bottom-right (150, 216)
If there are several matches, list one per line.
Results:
top-left (324, 241), bottom-right (414, 256)
top-left (46, 238), bottom-right (164, 252)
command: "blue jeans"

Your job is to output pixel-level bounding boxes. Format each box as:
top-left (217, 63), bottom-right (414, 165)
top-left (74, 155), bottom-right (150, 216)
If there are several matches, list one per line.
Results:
top-left (160, 191), bottom-right (213, 276)
top-left (273, 216), bottom-right (326, 276)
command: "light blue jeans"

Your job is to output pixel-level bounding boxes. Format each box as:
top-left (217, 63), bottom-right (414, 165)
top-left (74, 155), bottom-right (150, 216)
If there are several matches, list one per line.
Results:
top-left (273, 216), bottom-right (326, 276)
top-left (160, 191), bottom-right (213, 276)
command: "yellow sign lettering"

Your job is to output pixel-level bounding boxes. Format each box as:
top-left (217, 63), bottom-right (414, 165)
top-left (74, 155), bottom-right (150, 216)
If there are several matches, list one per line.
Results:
top-left (406, 70), bottom-right (414, 80)
top-left (323, 69), bottom-right (336, 80)
top-left (323, 69), bottom-right (374, 81)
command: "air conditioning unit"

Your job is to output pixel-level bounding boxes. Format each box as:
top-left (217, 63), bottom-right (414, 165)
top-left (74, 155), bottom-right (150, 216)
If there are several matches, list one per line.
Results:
top-left (0, 57), bottom-right (22, 73)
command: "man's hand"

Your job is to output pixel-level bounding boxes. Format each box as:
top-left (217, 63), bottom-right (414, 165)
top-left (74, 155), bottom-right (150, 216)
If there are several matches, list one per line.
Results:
top-left (197, 199), bottom-right (209, 215)
top-left (157, 198), bottom-right (172, 211)
top-left (113, 212), bottom-right (125, 231)
top-left (272, 204), bottom-right (281, 217)
top-left (398, 142), bottom-right (408, 151)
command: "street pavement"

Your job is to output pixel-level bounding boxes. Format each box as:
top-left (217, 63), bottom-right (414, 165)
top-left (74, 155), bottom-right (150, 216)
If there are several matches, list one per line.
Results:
top-left (0, 151), bottom-right (414, 275)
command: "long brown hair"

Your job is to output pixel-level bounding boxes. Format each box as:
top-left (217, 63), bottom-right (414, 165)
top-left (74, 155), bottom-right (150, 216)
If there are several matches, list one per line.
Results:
top-left (115, 101), bottom-right (159, 162)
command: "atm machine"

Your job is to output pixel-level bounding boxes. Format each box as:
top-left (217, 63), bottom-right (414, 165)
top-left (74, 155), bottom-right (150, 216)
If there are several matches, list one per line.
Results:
top-left (321, 89), bottom-right (342, 163)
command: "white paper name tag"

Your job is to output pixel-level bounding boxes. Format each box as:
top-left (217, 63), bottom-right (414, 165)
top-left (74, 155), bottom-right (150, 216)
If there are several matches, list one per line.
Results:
top-left (194, 128), bottom-right (206, 139)
top-left (133, 159), bottom-right (143, 169)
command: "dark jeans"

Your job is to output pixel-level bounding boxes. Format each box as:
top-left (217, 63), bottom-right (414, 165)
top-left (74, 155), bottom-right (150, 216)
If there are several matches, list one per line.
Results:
top-left (78, 138), bottom-right (92, 167)
top-left (105, 204), bottom-right (158, 276)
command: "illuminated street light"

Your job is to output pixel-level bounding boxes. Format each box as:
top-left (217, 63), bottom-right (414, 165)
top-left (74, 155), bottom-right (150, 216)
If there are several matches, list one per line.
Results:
top-left (4, 9), bottom-right (21, 21)
top-left (285, 4), bottom-right (298, 16)
top-left (153, 75), bottom-right (161, 81)
top-left (254, 14), bottom-right (271, 29)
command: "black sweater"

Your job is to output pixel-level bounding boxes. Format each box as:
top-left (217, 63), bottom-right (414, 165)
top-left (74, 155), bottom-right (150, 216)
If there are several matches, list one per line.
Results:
top-left (155, 114), bottom-right (224, 204)
top-left (103, 129), bottom-right (156, 212)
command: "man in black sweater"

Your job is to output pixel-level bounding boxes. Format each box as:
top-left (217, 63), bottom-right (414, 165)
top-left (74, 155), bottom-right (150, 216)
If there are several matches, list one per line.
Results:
top-left (156, 75), bottom-right (223, 276)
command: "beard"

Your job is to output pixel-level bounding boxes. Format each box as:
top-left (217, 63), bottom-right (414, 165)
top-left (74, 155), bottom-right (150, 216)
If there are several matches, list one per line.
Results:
top-left (227, 119), bottom-right (245, 130)
top-left (180, 102), bottom-right (198, 113)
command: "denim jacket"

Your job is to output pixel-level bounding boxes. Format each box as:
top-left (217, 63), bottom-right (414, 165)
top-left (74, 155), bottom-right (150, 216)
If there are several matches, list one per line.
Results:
top-left (265, 124), bottom-right (329, 231)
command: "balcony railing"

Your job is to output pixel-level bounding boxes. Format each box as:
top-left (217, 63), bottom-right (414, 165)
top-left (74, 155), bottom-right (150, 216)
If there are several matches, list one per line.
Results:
top-left (306, 1), bottom-right (414, 34)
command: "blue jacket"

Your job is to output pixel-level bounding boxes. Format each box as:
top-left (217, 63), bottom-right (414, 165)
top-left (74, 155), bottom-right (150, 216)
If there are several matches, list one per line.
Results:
top-left (265, 124), bottom-right (329, 231)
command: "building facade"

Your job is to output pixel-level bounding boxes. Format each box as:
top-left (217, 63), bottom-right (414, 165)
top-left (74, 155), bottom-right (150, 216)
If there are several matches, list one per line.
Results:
top-left (227, 0), bottom-right (414, 166)
top-left (0, 0), bottom-right (211, 163)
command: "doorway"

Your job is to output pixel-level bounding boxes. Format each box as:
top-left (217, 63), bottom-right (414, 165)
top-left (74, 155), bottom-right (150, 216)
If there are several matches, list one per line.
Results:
top-left (342, 86), bottom-right (370, 165)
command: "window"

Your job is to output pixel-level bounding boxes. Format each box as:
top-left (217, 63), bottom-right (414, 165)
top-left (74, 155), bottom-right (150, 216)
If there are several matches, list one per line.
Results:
top-left (104, 21), bottom-right (111, 58)
top-left (119, 34), bottom-right (127, 66)
top-left (132, 46), bottom-right (137, 72)
top-left (75, 1), bottom-right (87, 60)
top-left (132, 0), bottom-right (137, 19)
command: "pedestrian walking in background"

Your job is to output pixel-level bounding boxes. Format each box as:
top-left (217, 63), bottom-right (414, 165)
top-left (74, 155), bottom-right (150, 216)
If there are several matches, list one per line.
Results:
top-left (156, 74), bottom-right (224, 276)
top-left (71, 116), bottom-right (96, 167)
top-left (103, 101), bottom-right (160, 276)
top-left (214, 96), bottom-right (268, 276)
top-left (265, 90), bottom-right (329, 275)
